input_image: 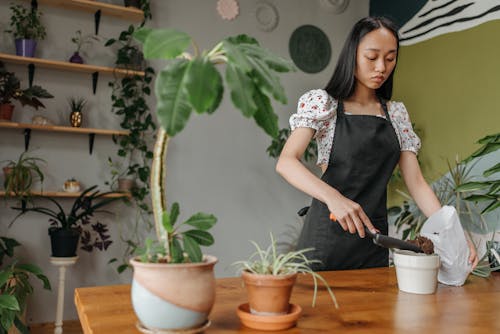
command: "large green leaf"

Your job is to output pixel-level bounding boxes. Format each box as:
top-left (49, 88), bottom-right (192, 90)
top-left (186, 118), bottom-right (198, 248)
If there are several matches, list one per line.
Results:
top-left (184, 230), bottom-right (214, 246)
top-left (133, 27), bottom-right (153, 44)
top-left (483, 200), bottom-right (500, 214)
top-left (222, 40), bottom-right (253, 73)
top-left (184, 213), bottom-right (217, 230)
top-left (0, 295), bottom-right (20, 311)
top-left (239, 44), bottom-right (296, 73)
top-left (252, 88), bottom-right (279, 138)
top-left (225, 63), bottom-right (257, 118)
top-left (155, 59), bottom-right (193, 136)
top-left (456, 181), bottom-right (491, 192)
top-left (484, 163), bottom-right (500, 177)
top-left (206, 81), bottom-right (223, 115)
top-left (15, 264), bottom-right (51, 290)
top-left (183, 235), bottom-right (202, 263)
top-left (463, 194), bottom-right (496, 202)
top-left (246, 56), bottom-right (287, 104)
top-left (185, 57), bottom-right (223, 114)
top-left (142, 29), bottom-right (191, 60)
top-left (1, 311), bottom-right (15, 333)
top-left (226, 35), bottom-right (259, 46)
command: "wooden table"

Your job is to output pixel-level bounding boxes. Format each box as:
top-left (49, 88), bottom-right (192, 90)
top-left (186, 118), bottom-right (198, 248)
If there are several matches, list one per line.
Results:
top-left (75, 267), bottom-right (500, 333)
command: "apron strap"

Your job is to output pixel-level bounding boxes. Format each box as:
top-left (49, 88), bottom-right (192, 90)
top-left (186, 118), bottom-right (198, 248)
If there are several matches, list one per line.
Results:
top-left (378, 96), bottom-right (391, 120)
top-left (337, 99), bottom-right (345, 117)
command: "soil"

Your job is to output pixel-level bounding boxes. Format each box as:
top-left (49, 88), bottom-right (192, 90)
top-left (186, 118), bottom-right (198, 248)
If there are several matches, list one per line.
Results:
top-left (408, 236), bottom-right (434, 254)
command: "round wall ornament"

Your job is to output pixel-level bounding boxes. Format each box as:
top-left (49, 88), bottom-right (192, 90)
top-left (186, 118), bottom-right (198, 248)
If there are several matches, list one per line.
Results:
top-left (289, 25), bottom-right (331, 74)
top-left (255, 1), bottom-right (279, 32)
top-left (217, 0), bottom-right (239, 21)
top-left (320, 0), bottom-right (349, 14)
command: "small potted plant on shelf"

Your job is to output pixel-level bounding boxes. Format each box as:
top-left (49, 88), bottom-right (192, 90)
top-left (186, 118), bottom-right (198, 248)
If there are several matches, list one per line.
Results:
top-left (0, 236), bottom-right (51, 334)
top-left (0, 61), bottom-right (54, 121)
top-left (6, 3), bottom-right (47, 57)
top-left (10, 186), bottom-right (124, 257)
top-left (68, 96), bottom-right (87, 127)
top-left (69, 30), bottom-right (99, 64)
top-left (127, 27), bottom-right (295, 332)
top-left (2, 151), bottom-right (45, 203)
top-left (105, 25), bottom-right (145, 71)
top-left (232, 233), bottom-right (338, 330)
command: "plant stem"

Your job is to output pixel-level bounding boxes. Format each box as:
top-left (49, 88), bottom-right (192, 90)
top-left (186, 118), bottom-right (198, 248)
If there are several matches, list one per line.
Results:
top-left (151, 128), bottom-right (169, 250)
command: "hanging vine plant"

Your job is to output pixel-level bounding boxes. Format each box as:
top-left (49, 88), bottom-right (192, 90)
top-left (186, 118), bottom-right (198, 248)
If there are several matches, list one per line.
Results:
top-left (106, 24), bottom-right (156, 273)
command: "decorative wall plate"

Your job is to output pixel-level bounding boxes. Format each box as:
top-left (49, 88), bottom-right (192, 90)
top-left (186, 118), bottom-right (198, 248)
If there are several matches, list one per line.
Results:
top-left (217, 0), bottom-right (239, 21)
top-left (255, 1), bottom-right (279, 32)
top-left (320, 0), bottom-right (349, 14)
top-left (289, 25), bottom-right (331, 73)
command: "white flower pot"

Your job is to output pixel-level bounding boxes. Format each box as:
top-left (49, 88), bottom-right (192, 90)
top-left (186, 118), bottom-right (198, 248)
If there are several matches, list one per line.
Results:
top-left (394, 250), bottom-right (440, 294)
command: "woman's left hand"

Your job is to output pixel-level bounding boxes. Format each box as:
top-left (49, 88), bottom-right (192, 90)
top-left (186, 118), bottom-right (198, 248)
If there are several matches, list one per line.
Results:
top-left (466, 237), bottom-right (479, 270)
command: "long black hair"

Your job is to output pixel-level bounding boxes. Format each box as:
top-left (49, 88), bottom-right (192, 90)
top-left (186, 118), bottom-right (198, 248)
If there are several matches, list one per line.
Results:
top-left (324, 16), bottom-right (399, 101)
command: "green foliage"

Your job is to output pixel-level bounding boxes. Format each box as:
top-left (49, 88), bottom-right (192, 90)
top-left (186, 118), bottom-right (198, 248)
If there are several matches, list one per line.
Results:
top-left (136, 202), bottom-right (217, 264)
top-left (2, 151), bottom-right (45, 203)
top-left (70, 30), bottom-right (98, 53)
top-left (6, 3), bottom-right (47, 40)
top-left (232, 233), bottom-right (338, 308)
top-left (457, 133), bottom-right (500, 214)
top-left (10, 186), bottom-right (123, 253)
top-left (0, 61), bottom-right (54, 108)
top-left (134, 28), bottom-right (295, 137)
top-left (266, 128), bottom-right (318, 163)
top-left (0, 237), bottom-right (50, 334)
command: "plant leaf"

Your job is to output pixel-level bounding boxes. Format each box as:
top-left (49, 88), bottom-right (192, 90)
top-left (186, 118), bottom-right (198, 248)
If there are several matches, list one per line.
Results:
top-left (225, 63), bottom-right (257, 118)
top-left (133, 27), bottom-right (153, 44)
top-left (183, 235), bottom-right (202, 262)
top-left (184, 230), bottom-right (214, 246)
top-left (161, 211), bottom-right (173, 233)
top-left (222, 40), bottom-right (253, 73)
top-left (252, 88), bottom-right (279, 138)
top-left (226, 35), bottom-right (259, 46)
top-left (456, 182), bottom-right (491, 192)
top-left (155, 59), bottom-right (192, 136)
top-left (484, 163), bottom-right (500, 177)
top-left (170, 238), bottom-right (184, 263)
top-left (185, 57), bottom-right (223, 114)
top-left (482, 200), bottom-right (500, 214)
top-left (142, 29), bottom-right (191, 60)
top-left (246, 56), bottom-right (287, 104)
top-left (0, 295), bottom-right (20, 311)
top-left (170, 202), bottom-right (180, 227)
top-left (184, 213), bottom-right (217, 230)
top-left (238, 43), bottom-right (296, 73)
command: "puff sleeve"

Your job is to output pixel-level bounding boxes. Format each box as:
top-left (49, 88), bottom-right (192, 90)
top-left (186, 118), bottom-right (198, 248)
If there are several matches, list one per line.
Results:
top-left (289, 89), bottom-right (337, 138)
top-left (390, 102), bottom-right (422, 154)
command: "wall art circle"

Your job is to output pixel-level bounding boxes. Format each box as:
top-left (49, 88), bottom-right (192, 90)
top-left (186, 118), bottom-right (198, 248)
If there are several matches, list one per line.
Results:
top-left (320, 0), bottom-right (349, 14)
top-left (289, 25), bottom-right (331, 73)
top-left (255, 1), bottom-right (279, 32)
top-left (217, 0), bottom-right (239, 21)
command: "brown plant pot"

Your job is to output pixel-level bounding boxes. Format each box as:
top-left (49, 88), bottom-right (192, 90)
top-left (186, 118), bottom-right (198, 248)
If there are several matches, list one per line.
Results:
top-left (118, 178), bottom-right (135, 192)
top-left (241, 271), bottom-right (297, 315)
top-left (0, 104), bottom-right (14, 121)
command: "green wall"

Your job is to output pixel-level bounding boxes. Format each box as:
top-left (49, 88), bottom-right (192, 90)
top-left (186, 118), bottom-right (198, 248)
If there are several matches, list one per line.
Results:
top-left (393, 20), bottom-right (500, 181)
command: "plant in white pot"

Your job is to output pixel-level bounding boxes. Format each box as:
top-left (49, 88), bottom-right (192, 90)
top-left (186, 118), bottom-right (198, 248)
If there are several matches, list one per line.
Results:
top-left (129, 27), bottom-right (295, 332)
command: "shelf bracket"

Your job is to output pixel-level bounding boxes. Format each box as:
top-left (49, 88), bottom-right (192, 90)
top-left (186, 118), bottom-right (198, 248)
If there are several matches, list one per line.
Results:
top-left (24, 128), bottom-right (32, 151)
top-left (92, 72), bottom-right (99, 94)
top-left (94, 10), bottom-right (102, 35)
top-left (28, 63), bottom-right (35, 88)
top-left (31, 0), bottom-right (38, 11)
top-left (88, 133), bottom-right (95, 155)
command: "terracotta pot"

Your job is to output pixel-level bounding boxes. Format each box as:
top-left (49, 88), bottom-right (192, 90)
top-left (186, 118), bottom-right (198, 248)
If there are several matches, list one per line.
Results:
top-left (130, 255), bottom-right (217, 331)
top-left (242, 271), bottom-right (297, 315)
top-left (118, 178), bottom-right (135, 192)
top-left (0, 104), bottom-right (14, 121)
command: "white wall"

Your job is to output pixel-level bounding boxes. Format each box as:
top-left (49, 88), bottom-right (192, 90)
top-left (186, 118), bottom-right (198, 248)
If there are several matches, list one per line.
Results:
top-left (0, 0), bottom-right (369, 324)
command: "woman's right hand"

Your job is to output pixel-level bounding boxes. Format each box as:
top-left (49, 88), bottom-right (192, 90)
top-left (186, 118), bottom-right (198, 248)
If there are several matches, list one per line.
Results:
top-left (326, 192), bottom-right (377, 238)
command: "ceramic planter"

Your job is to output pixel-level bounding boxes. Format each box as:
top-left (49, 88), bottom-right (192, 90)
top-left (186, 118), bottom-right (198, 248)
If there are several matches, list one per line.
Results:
top-left (70, 111), bottom-right (82, 127)
top-left (0, 104), bottom-right (14, 121)
top-left (15, 39), bottom-right (37, 57)
top-left (117, 178), bottom-right (135, 192)
top-left (393, 250), bottom-right (440, 294)
top-left (48, 227), bottom-right (80, 257)
top-left (130, 255), bottom-right (217, 331)
top-left (241, 271), bottom-right (297, 315)
top-left (69, 51), bottom-right (84, 64)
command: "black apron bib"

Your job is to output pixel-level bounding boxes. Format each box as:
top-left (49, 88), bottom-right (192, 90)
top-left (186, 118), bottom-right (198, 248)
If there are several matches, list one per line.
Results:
top-left (296, 98), bottom-right (401, 270)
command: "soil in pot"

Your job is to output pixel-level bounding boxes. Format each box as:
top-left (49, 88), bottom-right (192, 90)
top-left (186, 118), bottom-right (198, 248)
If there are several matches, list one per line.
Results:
top-left (48, 227), bottom-right (80, 257)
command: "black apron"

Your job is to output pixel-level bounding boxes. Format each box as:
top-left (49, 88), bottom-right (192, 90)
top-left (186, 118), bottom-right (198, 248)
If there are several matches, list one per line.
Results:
top-left (296, 97), bottom-right (401, 270)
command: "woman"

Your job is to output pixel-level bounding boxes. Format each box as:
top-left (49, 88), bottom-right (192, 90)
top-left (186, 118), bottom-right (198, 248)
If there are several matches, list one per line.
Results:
top-left (276, 17), bottom-right (478, 271)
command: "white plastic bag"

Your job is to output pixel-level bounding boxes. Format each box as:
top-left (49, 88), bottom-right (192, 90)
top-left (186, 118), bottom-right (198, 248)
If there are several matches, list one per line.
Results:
top-left (421, 205), bottom-right (472, 286)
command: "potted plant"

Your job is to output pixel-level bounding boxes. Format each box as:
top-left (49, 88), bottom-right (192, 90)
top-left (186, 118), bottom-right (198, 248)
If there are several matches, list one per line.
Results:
top-left (6, 3), bottom-right (47, 57)
top-left (0, 61), bottom-right (54, 121)
top-left (127, 28), bottom-right (295, 332)
top-left (2, 151), bottom-right (45, 203)
top-left (69, 30), bottom-right (99, 64)
top-left (68, 97), bottom-right (87, 127)
top-left (10, 186), bottom-right (124, 257)
top-left (0, 236), bottom-right (51, 334)
top-left (232, 233), bottom-right (338, 317)
top-left (105, 25), bottom-right (145, 71)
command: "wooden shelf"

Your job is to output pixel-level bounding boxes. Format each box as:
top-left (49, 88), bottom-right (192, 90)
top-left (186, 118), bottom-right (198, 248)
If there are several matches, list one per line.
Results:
top-left (0, 121), bottom-right (129, 136)
top-left (0, 53), bottom-right (145, 77)
top-left (25, 0), bottom-right (144, 22)
top-left (0, 190), bottom-right (130, 198)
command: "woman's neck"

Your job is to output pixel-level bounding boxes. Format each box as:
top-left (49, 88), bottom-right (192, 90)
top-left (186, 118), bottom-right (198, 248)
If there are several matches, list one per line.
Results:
top-left (345, 84), bottom-right (378, 105)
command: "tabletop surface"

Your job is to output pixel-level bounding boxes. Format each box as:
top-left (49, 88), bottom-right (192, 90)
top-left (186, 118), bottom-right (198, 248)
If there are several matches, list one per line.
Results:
top-left (74, 267), bottom-right (500, 333)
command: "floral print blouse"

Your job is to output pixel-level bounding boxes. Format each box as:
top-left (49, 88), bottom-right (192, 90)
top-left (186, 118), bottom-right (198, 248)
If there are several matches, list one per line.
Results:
top-left (290, 89), bottom-right (421, 166)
